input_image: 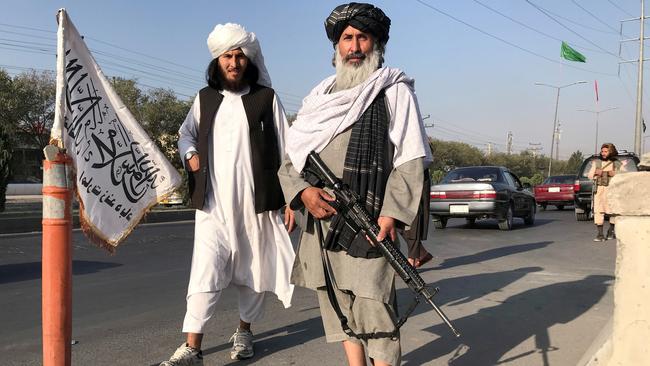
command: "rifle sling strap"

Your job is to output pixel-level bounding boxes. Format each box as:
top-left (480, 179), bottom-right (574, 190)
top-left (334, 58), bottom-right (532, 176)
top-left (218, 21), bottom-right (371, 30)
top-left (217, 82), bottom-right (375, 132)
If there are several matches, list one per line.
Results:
top-left (314, 218), bottom-right (400, 341)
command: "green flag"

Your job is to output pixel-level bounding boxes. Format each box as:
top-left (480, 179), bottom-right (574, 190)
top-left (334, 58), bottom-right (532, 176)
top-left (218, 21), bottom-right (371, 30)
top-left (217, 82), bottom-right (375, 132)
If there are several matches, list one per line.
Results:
top-left (561, 41), bottom-right (586, 62)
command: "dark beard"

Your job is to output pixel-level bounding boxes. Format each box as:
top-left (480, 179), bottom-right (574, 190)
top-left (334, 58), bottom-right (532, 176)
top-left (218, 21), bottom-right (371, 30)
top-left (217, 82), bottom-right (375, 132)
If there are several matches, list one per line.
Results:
top-left (218, 67), bottom-right (247, 92)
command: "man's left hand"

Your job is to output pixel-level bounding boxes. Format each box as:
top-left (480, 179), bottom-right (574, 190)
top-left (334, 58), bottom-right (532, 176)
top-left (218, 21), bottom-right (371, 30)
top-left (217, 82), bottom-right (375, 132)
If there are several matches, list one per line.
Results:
top-left (376, 216), bottom-right (396, 242)
top-left (284, 206), bottom-right (296, 233)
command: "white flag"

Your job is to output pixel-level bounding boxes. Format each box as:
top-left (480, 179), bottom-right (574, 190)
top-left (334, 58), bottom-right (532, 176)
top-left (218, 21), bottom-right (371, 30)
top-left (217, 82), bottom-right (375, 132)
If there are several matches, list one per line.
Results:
top-left (52, 9), bottom-right (182, 250)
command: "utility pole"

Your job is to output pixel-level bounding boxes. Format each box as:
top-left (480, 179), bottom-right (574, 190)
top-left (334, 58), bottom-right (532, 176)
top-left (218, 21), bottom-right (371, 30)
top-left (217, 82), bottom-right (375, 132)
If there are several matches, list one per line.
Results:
top-left (620, 0), bottom-right (647, 155)
top-left (637, 0), bottom-right (645, 155)
top-left (528, 142), bottom-right (543, 157)
top-left (506, 131), bottom-right (513, 155)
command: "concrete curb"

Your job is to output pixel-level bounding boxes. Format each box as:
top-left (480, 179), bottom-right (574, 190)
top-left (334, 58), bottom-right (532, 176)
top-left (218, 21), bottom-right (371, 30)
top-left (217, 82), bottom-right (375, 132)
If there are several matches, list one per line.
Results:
top-left (0, 204), bottom-right (195, 235)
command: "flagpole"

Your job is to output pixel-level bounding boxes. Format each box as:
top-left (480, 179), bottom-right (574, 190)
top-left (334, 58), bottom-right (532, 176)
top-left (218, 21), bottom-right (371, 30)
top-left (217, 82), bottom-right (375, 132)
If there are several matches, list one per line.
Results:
top-left (42, 9), bottom-right (73, 366)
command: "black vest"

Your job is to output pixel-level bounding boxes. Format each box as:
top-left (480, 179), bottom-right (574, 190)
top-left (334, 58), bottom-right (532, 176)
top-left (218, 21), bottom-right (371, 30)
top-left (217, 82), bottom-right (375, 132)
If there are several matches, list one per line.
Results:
top-left (187, 84), bottom-right (285, 213)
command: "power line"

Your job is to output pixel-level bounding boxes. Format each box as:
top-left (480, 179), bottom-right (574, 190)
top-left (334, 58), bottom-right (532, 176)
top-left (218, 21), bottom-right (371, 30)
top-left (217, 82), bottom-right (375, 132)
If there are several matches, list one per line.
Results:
top-left (94, 57), bottom-right (203, 90)
top-left (0, 37), bottom-right (55, 48)
top-left (526, 2), bottom-right (620, 35)
top-left (431, 114), bottom-right (529, 148)
top-left (435, 125), bottom-right (510, 149)
top-left (86, 36), bottom-right (205, 74)
top-left (471, 0), bottom-right (614, 57)
top-left (0, 33), bottom-right (304, 104)
top-left (434, 124), bottom-right (504, 146)
top-left (0, 36), bottom-right (207, 90)
top-left (0, 63), bottom-right (53, 73)
top-left (606, 0), bottom-right (635, 17)
top-left (525, 0), bottom-right (621, 58)
top-left (570, 0), bottom-right (629, 37)
top-left (412, 0), bottom-right (617, 76)
top-left (0, 44), bottom-right (53, 56)
top-left (0, 22), bottom-right (54, 34)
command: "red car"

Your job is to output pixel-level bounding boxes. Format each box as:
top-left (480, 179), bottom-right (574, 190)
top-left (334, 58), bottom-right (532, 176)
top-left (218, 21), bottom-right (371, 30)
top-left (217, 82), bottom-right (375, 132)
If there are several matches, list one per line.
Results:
top-left (534, 175), bottom-right (576, 210)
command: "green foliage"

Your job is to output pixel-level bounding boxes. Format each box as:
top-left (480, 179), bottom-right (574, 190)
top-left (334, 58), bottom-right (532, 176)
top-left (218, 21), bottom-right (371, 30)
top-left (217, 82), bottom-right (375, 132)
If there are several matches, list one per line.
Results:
top-left (428, 138), bottom-right (484, 171)
top-left (286, 113), bottom-right (297, 126)
top-left (1, 69), bottom-right (196, 207)
top-left (429, 138), bottom-right (585, 184)
top-left (111, 77), bottom-right (144, 121)
top-left (520, 173), bottom-right (544, 187)
top-left (430, 169), bottom-right (446, 184)
top-left (140, 88), bottom-right (192, 169)
top-left (110, 80), bottom-right (192, 169)
top-left (0, 70), bottom-right (16, 211)
top-left (112, 83), bottom-right (192, 201)
top-left (11, 71), bottom-right (56, 152)
top-left (566, 150), bottom-right (584, 175)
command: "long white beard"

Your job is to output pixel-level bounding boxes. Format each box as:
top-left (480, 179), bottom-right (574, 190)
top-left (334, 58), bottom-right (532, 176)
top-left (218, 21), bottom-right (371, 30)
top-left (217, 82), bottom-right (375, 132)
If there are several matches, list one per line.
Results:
top-left (334, 45), bottom-right (381, 91)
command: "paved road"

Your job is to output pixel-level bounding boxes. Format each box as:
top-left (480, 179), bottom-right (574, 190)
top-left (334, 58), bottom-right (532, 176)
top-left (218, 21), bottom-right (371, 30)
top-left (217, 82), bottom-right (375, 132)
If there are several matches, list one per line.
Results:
top-left (0, 208), bottom-right (615, 365)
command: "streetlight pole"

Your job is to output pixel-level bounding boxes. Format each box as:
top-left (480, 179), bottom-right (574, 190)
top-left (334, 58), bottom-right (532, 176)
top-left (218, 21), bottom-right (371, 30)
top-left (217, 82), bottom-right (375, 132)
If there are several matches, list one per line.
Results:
top-left (635, 0), bottom-right (645, 155)
top-left (577, 107), bottom-right (619, 154)
top-left (535, 81), bottom-right (588, 177)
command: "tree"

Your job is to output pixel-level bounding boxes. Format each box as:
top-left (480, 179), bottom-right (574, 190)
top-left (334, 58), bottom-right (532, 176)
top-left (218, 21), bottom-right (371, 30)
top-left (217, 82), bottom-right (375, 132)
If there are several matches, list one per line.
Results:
top-left (12, 71), bottom-right (56, 152)
top-left (430, 169), bottom-right (446, 184)
top-left (429, 138), bottom-right (484, 171)
top-left (286, 113), bottom-right (297, 126)
top-left (0, 69), bottom-right (16, 211)
top-left (565, 150), bottom-right (584, 175)
top-left (140, 88), bottom-right (192, 168)
top-left (111, 77), bottom-right (144, 122)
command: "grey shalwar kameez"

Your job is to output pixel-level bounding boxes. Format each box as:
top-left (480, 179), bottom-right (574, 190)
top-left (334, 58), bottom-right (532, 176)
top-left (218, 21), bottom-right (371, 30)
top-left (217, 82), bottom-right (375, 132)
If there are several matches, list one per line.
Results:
top-left (279, 126), bottom-right (425, 366)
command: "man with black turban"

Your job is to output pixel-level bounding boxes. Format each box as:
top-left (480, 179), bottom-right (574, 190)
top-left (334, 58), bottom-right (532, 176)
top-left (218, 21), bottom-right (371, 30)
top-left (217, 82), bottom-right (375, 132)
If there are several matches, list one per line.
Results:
top-left (278, 3), bottom-right (432, 366)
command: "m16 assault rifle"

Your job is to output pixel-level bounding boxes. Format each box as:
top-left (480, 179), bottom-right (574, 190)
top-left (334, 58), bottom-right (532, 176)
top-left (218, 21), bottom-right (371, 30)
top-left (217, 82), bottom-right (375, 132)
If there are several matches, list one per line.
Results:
top-left (304, 151), bottom-right (461, 337)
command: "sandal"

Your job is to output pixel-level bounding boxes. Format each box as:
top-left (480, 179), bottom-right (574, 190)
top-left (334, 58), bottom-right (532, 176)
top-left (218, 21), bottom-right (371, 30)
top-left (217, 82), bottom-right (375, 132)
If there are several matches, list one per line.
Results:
top-left (414, 252), bottom-right (434, 268)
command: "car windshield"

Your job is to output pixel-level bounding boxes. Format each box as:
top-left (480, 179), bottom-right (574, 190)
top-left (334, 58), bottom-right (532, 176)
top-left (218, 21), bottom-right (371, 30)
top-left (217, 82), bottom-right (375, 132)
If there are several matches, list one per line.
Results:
top-left (580, 156), bottom-right (638, 178)
top-left (442, 167), bottom-right (503, 183)
top-left (542, 176), bottom-right (575, 185)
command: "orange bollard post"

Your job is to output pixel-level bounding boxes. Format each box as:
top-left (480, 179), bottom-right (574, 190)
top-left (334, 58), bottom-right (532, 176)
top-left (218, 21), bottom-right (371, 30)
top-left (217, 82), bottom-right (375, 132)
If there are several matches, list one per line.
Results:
top-left (42, 146), bottom-right (73, 366)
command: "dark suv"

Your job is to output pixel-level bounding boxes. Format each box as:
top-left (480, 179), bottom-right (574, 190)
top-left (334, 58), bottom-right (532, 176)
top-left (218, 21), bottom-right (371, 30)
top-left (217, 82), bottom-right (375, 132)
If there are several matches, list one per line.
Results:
top-left (573, 151), bottom-right (639, 221)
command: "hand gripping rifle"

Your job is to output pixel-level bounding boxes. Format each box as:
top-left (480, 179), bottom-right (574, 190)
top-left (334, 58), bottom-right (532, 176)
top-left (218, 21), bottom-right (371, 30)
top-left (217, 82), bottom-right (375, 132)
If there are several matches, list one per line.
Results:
top-left (304, 151), bottom-right (461, 337)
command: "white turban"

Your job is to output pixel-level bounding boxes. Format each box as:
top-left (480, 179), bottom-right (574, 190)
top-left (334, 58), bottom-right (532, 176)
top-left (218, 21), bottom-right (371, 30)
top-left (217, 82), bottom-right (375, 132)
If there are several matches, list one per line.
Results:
top-left (206, 23), bottom-right (272, 87)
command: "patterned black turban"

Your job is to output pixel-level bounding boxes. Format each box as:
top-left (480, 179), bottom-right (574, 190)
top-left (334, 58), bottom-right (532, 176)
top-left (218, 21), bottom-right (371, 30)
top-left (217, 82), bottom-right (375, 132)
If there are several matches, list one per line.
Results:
top-left (325, 3), bottom-right (391, 47)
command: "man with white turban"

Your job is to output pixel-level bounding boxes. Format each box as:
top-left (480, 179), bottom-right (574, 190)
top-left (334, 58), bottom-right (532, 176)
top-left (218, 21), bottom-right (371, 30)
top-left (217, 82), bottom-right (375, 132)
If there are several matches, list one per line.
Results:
top-left (160, 23), bottom-right (295, 366)
top-left (278, 3), bottom-right (432, 366)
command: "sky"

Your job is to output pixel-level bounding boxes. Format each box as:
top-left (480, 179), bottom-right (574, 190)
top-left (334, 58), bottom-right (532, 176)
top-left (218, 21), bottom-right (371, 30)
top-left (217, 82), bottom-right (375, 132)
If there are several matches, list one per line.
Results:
top-left (1, 0), bottom-right (648, 158)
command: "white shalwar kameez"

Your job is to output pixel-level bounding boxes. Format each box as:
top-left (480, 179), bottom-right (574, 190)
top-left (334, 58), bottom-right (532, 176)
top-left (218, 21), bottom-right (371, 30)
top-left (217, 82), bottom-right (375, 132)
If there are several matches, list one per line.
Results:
top-left (178, 86), bottom-right (295, 332)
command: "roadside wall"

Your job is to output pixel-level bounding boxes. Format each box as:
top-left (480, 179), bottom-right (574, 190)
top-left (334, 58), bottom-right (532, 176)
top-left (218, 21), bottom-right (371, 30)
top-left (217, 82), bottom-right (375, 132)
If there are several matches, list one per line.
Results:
top-left (583, 154), bottom-right (650, 366)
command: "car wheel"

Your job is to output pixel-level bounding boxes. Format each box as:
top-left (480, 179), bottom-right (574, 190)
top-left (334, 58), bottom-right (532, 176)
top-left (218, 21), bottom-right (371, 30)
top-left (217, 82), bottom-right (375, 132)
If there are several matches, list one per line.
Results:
top-left (575, 211), bottom-right (590, 221)
top-left (540, 203), bottom-right (547, 211)
top-left (433, 217), bottom-right (448, 229)
top-left (498, 204), bottom-right (514, 230)
top-left (556, 205), bottom-right (564, 211)
top-left (466, 217), bottom-right (476, 226)
top-left (524, 204), bottom-right (536, 225)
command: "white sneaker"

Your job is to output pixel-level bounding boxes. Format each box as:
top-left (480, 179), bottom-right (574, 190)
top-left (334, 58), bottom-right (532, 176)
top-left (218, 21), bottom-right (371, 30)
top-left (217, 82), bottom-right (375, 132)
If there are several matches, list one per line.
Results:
top-left (229, 328), bottom-right (254, 360)
top-left (160, 343), bottom-right (203, 366)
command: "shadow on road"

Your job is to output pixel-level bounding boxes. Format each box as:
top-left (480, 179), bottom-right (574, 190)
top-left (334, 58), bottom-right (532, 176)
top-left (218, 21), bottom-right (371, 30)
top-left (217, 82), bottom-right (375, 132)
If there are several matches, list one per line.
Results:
top-left (402, 274), bottom-right (613, 366)
top-left (0, 260), bottom-right (122, 284)
top-left (199, 317), bottom-right (325, 365)
top-left (423, 241), bottom-right (553, 272)
top-left (443, 218), bottom-right (556, 230)
top-left (396, 266), bottom-right (545, 322)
